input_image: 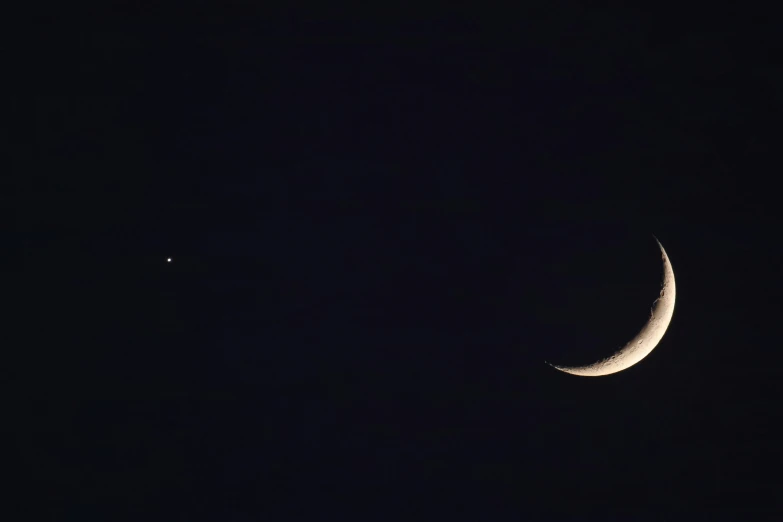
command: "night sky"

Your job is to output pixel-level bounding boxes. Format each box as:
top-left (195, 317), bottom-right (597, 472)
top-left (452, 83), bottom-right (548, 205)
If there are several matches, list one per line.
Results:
top-left (19, 5), bottom-right (783, 521)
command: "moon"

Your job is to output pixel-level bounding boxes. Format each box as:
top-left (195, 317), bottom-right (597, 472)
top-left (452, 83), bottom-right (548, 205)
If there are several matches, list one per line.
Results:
top-left (548, 236), bottom-right (676, 377)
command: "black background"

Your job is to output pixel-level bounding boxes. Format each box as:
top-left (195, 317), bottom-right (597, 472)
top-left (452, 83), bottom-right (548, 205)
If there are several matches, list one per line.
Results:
top-left (17, 5), bottom-right (783, 520)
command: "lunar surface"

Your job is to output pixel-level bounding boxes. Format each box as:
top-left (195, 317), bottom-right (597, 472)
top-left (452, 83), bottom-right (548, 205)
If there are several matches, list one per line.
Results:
top-left (548, 237), bottom-right (676, 377)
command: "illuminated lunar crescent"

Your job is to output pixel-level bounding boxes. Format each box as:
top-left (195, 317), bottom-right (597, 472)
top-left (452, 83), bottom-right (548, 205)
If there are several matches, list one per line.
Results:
top-left (548, 237), bottom-right (676, 377)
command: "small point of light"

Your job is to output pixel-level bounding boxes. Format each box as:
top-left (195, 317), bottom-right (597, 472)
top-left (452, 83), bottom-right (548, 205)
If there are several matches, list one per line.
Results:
top-left (167, 258), bottom-right (172, 263)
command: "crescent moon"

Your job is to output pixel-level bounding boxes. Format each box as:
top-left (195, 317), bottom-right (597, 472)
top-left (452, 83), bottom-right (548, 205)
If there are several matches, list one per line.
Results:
top-left (548, 237), bottom-right (676, 377)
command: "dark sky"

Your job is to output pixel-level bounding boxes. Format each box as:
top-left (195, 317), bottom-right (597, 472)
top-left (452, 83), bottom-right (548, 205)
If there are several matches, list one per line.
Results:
top-left (19, 5), bottom-right (783, 521)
